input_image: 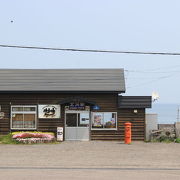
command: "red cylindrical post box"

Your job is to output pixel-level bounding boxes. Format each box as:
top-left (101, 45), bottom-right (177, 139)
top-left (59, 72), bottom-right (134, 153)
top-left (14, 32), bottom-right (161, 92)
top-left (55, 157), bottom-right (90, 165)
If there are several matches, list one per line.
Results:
top-left (124, 122), bottom-right (132, 144)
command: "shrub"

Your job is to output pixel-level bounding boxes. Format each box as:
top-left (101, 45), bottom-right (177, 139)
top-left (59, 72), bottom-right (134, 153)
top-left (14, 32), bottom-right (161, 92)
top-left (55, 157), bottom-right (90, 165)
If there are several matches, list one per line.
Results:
top-left (0, 132), bottom-right (57, 144)
top-left (12, 131), bottom-right (55, 144)
top-left (151, 134), bottom-right (175, 143)
top-left (11, 131), bottom-right (54, 136)
top-left (158, 135), bottom-right (174, 142)
top-left (175, 138), bottom-right (180, 143)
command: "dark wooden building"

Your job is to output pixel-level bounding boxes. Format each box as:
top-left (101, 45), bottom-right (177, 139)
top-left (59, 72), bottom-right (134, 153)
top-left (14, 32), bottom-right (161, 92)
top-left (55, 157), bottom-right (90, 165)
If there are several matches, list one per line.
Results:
top-left (0, 69), bottom-right (151, 141)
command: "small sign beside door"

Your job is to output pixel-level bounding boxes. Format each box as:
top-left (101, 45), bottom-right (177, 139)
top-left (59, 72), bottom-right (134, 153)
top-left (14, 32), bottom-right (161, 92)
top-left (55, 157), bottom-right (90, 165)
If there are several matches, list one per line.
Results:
top-left (57, 127), bottom-right (63, 141)
top-left (38, 105), bottom-right (61, 118)
top-left (0, 112), bottom-right (5, 119)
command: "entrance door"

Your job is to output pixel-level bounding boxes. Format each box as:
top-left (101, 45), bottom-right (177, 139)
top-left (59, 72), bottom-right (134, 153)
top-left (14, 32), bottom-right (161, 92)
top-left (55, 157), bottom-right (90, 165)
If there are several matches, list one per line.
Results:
top-left (65, 112), bottom-right (90, 141)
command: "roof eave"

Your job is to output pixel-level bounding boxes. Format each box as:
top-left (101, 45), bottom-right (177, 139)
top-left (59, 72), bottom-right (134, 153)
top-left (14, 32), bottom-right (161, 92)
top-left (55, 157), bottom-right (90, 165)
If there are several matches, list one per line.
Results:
top-left (0, 90), bottom-right (124, 94)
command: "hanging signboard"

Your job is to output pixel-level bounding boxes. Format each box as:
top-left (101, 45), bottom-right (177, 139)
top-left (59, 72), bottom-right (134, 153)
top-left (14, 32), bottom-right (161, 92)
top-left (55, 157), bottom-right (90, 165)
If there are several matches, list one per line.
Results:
top-left (38, 105), bottom-right (60, 119)
top-left (65, 102), bottom-right (90, 111)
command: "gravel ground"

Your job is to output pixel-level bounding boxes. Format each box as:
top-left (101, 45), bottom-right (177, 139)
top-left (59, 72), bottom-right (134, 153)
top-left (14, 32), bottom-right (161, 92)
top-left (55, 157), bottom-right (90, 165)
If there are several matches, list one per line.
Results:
top-left (0, 141), bottom-right (180, 179)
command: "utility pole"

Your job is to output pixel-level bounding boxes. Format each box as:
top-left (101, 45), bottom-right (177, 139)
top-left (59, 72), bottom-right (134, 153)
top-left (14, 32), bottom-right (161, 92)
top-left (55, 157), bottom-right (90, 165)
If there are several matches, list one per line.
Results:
top-left (177, 106), bottom-right (180, 122)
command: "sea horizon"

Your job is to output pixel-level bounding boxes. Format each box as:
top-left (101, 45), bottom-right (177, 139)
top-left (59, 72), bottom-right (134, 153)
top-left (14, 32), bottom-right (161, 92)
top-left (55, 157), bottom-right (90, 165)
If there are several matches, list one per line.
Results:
top-left (146, 103), bottom-right (180, 124)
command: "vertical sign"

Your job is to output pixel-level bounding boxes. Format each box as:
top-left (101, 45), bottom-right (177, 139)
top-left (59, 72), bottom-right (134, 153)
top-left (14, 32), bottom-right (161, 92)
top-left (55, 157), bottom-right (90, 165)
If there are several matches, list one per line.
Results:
top-left (57, 127), bottom-right (63, 141)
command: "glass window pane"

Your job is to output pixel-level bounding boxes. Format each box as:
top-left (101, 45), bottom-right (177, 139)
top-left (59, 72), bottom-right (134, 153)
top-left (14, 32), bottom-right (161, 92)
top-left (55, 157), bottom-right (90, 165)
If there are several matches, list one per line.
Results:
top-left (24, 114), bottom-right (36, 128)
top-left (92, 113), bottom-right (103, 128)
top-left (104, 113), bottom-right (116, 128)
top-left (24, 107), bottom-right (36, 111)
top-left (12, 107), bottom-right (23, 112)
top-left (11, 106), bottom-right (37, 129)
top-left (12, 113), bottom-right (23, 128)
top-left (66, 113), bottom-right (77, 127)
top-left (78, 113), bottom-right (89, 127)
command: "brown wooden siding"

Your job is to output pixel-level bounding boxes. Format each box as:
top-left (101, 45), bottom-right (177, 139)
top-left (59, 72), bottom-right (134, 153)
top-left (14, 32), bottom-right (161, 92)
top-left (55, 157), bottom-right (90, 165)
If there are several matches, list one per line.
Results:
top-left (118, 108), bottom-right (145, 141)
top-left (0, 93), bottom-right (145, 141)
top-left (0, 93), bottom-right (117, 134)
top-left (91, 109), bottom-right (145, 141)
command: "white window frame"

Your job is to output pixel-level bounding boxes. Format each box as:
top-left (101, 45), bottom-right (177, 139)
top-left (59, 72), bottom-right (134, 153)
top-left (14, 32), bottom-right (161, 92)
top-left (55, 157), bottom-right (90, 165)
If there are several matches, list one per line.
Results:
top-left (11, 105), bottom-right (37, 130)
top-left (65, 110), bottom-right (90, 128)
top-left (91, 112), bottom-right (117, 130)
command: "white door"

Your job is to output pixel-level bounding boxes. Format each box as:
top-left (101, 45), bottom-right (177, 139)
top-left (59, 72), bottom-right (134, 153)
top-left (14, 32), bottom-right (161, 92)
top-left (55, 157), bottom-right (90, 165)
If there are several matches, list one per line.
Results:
top-left (65, 111), bottom-right (90, 141)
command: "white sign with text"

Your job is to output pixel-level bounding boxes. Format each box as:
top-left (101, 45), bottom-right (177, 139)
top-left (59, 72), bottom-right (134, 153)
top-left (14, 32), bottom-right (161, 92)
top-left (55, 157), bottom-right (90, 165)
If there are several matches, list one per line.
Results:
top-left (38, 105), bottom-right (61, 119)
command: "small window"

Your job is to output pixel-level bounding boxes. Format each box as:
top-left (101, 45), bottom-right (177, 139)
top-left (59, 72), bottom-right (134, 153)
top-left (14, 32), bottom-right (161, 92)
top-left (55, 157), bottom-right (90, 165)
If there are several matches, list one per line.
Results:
top-left (91, 112), bottom-right (117, 130)
top-left (11, 106), bottom-right (37, 129)
top-left (12, 107), bottom-right (23, 112)
top-left (78, 113), bottom-right (89, 127)
top-left (24, 107), bottom-right (36, 112)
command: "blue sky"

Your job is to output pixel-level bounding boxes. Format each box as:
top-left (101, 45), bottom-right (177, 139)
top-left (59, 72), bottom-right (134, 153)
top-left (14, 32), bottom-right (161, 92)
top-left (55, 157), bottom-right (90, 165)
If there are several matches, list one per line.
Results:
top-left (0, 0), bottom-right (180, 104)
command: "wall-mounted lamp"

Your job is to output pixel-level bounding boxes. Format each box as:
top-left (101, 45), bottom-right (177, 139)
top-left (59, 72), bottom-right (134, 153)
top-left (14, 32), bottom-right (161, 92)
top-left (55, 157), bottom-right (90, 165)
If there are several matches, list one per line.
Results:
top-left (133, 109), bottom-right (138, 114)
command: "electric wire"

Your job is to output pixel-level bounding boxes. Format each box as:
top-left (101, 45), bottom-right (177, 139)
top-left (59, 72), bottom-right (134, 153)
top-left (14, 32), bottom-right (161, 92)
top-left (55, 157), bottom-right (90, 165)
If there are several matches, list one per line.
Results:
top-left (125, 70), bottom-right (180, 73)
top-left (1, 44), bottom-right (180, 56)
top-left (126, 73), bottom-right (178, 89)
top-left (1, 44), bottom-right (180, 89)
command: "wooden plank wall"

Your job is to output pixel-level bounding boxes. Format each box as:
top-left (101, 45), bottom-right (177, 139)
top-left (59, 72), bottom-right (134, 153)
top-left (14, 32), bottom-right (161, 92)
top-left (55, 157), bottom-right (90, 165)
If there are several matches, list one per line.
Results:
top-left (91, 108), bottom-right (145, 141)
top-left (0, 93), bottom-right (118, 135)
top-left (0, 103), bottom-right (10, 135)
top-left (118, 108), bottom-right (145, 141)
top-left (0, 93), bottom-right (145, 141)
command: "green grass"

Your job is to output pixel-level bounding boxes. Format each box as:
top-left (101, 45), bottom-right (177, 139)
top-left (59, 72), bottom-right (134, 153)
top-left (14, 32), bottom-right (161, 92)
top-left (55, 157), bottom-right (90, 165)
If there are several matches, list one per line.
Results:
top-left (175, 138), bottom-right (180, 143)
top-left (150, 137), bottom-right (180, 143)
top-left (0, 133), bottom-right (20, 144)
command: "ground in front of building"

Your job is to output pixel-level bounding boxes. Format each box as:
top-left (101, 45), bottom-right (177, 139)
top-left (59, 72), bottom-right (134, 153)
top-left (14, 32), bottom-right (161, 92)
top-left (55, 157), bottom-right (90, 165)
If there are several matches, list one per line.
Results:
top-left (0, 141), bottom-right (180, 180)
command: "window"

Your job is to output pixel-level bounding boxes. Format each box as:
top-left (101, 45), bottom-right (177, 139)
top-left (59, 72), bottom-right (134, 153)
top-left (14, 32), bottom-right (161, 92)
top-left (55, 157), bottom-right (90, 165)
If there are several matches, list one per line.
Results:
top-left (91, 112), bottom-right (117, 130)
top-left (66, 112), bottom-right (90, 127)
top-left (11, 106), bottom-right (37, 129)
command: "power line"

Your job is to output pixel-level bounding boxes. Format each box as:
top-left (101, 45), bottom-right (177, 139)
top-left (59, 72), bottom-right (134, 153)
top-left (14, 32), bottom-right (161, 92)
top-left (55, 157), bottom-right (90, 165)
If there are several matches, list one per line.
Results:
top-left (125, 70), bottom-right (180, 73)
top-left (126, 73), bottom-right (178, 89)
top-left (1, 44), bottom-right (180, 56)
top-left (125, 64), bottom-right (180, 73)
top-left (140, 64), bottom-right (180, 71)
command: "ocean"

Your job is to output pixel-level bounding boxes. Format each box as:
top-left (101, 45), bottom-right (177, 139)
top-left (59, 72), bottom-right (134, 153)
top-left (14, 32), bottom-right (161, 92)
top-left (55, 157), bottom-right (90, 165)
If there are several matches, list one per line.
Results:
top-left (146, 103), bottom-right (180, 124)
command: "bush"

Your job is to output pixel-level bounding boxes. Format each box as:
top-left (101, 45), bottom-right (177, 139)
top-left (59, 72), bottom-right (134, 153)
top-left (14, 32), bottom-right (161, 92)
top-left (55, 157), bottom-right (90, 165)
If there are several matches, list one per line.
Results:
top-left (11, 131), bottom-right (54, 136)
top-left (12, 132), bottom-right (55, 144)
top-left (158, 135), bottom-right (174, 142)
top-left (0, 131), bottom-right (57, 144)
top-left (175, 138), bottom-right (180, 143)
top-left (151, 134), bottom-right (175, 143)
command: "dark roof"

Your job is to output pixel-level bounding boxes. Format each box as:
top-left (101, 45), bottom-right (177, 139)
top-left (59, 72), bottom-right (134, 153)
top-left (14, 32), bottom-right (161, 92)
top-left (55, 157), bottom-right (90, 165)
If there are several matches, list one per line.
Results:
top-left (118, 96), bottom-right (152, 108)
top-left (0, 69), bottom-right (125, 92)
